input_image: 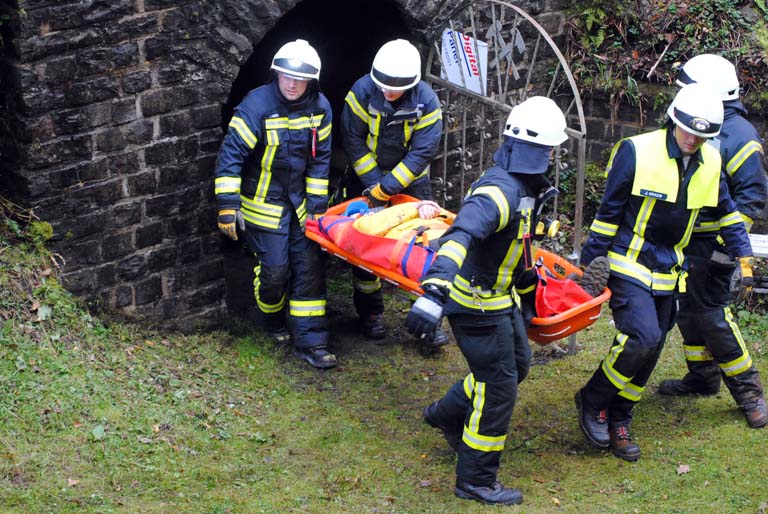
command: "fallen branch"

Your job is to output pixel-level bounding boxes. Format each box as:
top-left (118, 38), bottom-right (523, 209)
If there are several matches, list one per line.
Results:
top-left (646, 41), bottom-right (672, 79)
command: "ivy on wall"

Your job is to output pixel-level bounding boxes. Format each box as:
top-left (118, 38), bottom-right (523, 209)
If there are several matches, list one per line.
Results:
top-left (565, 0), bottom-right (768, 109)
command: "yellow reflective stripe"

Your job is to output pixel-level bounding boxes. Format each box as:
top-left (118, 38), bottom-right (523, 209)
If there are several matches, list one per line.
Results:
top-left (463, 426), bottom-right (506, 452)
top-left (353, 152), bottom-right (378, 175)
top-left (742, 213), bottom-right (754, 232)
top-left (289, 299), bottom-right (326, 317)
top-left (254, 265), bottom-right (285, 313)
top-left (404, 120), bottom-right (414, 145)
top-left (306, 177), bottom-right (329, 196)
top-left (318, 123), bottom-right (332, 141)
top-left (467, 380), bottom-right (485, 435)
top-left (693, 220), bottom-right (720, 233)
top-left (344, 91), bottom-right (370, 123)
top-left (414, 108), bottom-right (442, 130)
top-left (726, 140), bottom-right (763, 176)
top-left (215, 176), bottom-right (241, 195)
top-left (516, 282), bottom-right (535, 295)
top-left (391, 162), bottom-right (416, 188)
top-left (257, 152), bottom-right (278, 199)
top-left (683, 344), bottom-right (712, 362)
top-left (470, 186), bottom-right (509, 231)
top-left (366, 132), bottom-right (378, 154)
top-left (241, 197), bottom-right (282, 229)
top-left (720, 307), bottom-right (751, 376)
top-left (719, 211), bottom-right (744, 228)
top-left (437, 240), bottom-right (467, 268)
top-left (265, 114), bottom-right (325, 130)
top-left (617, 382), bottom-right (644, 402)
top-left (449, 284), bottom-right (513, 311)
top-left (673, 210), bottom-right (698, 268)
top-left (602, 333), bottom-right (631, 389)
top-left (353, 276), bottom-right (381, 293)
top-left (495, 242), bottom-right (523, 290)
top-left (462, 374), bottom-right (475, 398)
top-left (296, 200), bottom-right (307, 221)
top-left (608, 251), bottom-right (652, 287)
top-left (627, 197), bottom-right (655, 260)
top-left (229, 116), bottom-right (257, 149)
top-left (290, 300), bottom-right (324, 316)
top-left (422, 277), bottom-right (453, 291)
top-left (590, 219), bottom-right (619, 237)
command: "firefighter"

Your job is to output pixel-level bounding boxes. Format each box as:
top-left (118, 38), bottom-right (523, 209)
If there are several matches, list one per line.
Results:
top-left (657, 54), bottom-right (768, 429)
top-left (574, 83), bottom-right (754, 461)
top-left (214, 39), bottom-right (337, 369)
top-left (340, 39), bottom-right (446, 346)
top-left (404, 97), bottom-right (569, 505)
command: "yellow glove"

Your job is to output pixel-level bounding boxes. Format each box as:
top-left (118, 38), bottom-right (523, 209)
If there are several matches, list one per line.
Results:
top-left (218, 209), bottom-right (245, 241)
top-left (739, 256), bottom-right (755, 295)
top-left (365, 183), bottom-right (391, 207)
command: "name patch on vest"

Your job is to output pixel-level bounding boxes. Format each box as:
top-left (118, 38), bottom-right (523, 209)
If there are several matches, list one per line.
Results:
top-left (639, 189), bottom-right (667, 200)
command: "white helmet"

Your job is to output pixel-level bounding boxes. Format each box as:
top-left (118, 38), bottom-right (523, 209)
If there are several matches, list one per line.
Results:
top-left (667, 83), bottom-right (724, 138)
top-left (370, 39), bottom-right (421, 91)
top-left (503, 96), bottom-right (568, 146)
top-left (675, 54), bottom-right (740, 101)
top-left (270, 39), bottom-right (321, 81)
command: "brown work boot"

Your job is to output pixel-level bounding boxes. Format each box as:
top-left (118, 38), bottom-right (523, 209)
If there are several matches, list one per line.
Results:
top-left (609, 425), bottom-right (641, 462)
top-left (741, 397), bottom-right (768, 429)
top-left (579, 256), bottom-right (610, 297)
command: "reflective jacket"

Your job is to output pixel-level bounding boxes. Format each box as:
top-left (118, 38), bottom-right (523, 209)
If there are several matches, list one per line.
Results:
top-left (581, 127), bottom-right (752, 294)
top-left (421, 139), bottom-right (551, 316)
top-left (214, 79), bottom-right (332, 234)
top-left (694, 100), bottom-right (767, 236)
top-left (341, 75), bottom-right (442, 194)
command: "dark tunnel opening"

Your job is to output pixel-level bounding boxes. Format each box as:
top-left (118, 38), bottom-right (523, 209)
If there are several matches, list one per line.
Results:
top-left (222, 0), bottom-right (414, 179)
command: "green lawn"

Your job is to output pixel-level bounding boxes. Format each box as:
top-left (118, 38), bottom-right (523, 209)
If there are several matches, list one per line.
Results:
top-left (2, 240), bottom-right (768, 513)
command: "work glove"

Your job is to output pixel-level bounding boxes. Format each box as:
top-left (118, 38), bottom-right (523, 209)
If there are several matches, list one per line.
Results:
top-left (363, 183), bottom-right (391, 207)
top-left (301, 213), bottom-right (318, 233)
top-left (405, 285), bottom-right (447, 342)
top-left (218, 208), bottom-right (245, 241)
top-left (735, 256), bottom-right (755, 302)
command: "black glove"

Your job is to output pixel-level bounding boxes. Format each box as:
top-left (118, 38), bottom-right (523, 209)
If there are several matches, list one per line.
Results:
top-left (405, 285), bottom-right (448, 342)
top-left (363, 183), bottom-right (391, 207)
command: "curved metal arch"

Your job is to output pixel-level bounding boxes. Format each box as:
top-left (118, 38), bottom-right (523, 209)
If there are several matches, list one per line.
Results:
top-left (424, 0), bottom-right (588, 256)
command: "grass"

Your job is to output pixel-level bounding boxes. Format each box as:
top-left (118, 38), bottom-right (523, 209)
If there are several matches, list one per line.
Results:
top-left (2, 234), bottom-right (768, 513)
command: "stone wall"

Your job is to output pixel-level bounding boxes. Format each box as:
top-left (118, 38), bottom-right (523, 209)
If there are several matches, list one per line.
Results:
top-left (11, 0), bottom-right (761, 330)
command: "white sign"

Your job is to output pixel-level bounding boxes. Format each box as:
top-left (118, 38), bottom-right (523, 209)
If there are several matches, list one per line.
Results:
top-left (440, 29), bottom-right (488, 95)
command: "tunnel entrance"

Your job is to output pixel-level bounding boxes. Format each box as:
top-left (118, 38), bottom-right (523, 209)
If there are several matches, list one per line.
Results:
top-left (223, 0), bottom-right (413, 176)
top-left (220, 0), bottom-right (414, 323)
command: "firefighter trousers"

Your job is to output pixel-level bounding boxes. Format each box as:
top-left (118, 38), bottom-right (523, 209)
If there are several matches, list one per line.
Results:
top-left (244, 212), bottom-right (328, 349)
top-left (677, 238), bottom-right (763, 404)
top-left (428, 309), bottom-right (531, 486)
top-left (581, 277), bottom-right (677, 426)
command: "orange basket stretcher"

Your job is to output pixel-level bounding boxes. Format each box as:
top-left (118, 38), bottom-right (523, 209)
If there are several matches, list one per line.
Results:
top-left (305, 195), bottom-right (610, 344)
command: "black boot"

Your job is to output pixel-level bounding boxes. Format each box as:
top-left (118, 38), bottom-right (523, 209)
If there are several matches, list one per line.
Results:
top-left (422, 401), bottom-right (462, 452)
top-left (455, 480), bottom-right (523, 505)
top-left (575, 389), bottom-right (609, 448)
top-left (657, 378), bottom-right (719, 396)
top-left (293, 346), bottom-right (337, 369)
top-left (609, 425), bottom-right (641, 461)
top-left (360, 313), bottom-right (386, 340)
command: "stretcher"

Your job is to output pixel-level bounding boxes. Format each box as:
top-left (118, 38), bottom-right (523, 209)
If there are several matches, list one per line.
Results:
top-left (305, 195), bottom-right (610, 344)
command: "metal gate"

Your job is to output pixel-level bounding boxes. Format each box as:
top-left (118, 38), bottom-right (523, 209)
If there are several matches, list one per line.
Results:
top-left (424, 0), bottom-right (588, 257)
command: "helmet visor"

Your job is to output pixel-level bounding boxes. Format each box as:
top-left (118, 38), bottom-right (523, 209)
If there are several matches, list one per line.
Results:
top-left (272, 58), bottom-right (319, 79)
top-left (673, 107), bottom-right (721, 137)
top-left (371, 68), bottom-right (418, 90)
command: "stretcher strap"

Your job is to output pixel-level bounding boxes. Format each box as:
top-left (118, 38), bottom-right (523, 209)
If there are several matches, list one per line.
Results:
top-left (400, 237), bottom-right (417, 279)
top-left (319, 216), bottom-right (353, 237)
